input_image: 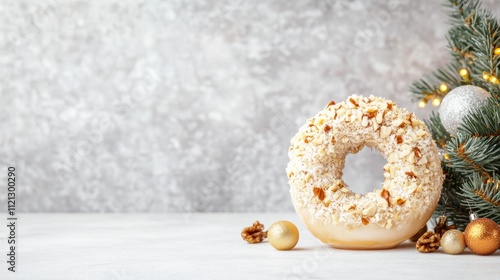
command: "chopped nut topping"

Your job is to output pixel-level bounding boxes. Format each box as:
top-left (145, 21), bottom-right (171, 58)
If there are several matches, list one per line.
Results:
top-left (326, 110), bottom-right (336, 119)
top-left (329, 181), bottom-right (343, 193)
top-left (411, 118), bottom-right (425, 128)
top-left (405, 171), bottom-right (417, 179)
top-left (362, 204), bottom-right (377, 216)
top-left (331, 191), bottom-right (341, 200)
top-left (324, 125), bottom-right (331, 132)
top-left (361, 116), bottom-right (368, 127)
top-left (396, 198), bottom-right (406, 205)
top-left (393, 119), bottom-right (405, 127)
top-left (304, 173), bottom-right (312, 182)
top-left (406, 113), bottom-right (413, 125)
top-left (313, 187), bottom-right (325, 201)
top-left (396, 135), bottom-right (403, 144)
top-left (385, 219), bottom-right (393, 229)
top-left (399, 144), bottom-right (412, 158)
top-left (413, 147), bottom-right (422, 158)
top-left (315, 118), bottom-right (324, 126)
top-left (408, 153), bottom-right (416, 163)
top-left (336, 108), bottom-right (346, 118)
top-left (389, 166), bottom-right (397, 177)
top-left (331, 136), bottom-right (336, 144)
top-left (417, 156), bottom-right (428, 165)
top-left (312, 138), bottom-right (323, 145)
top-left (387, 153), bottom-right (398, 163)
top-left (379, 126), bottom-right (391, 138)
top-left (386, 103), bottom-right (393, 110)
top-left (416, 130), bottom-right (427, 137)
top-left (361, 217), bottom-right (370, 225)
top-left (349, 98), bottom-right (358, 107)
top-left (326, 100), bottom-right (336, 107)
top-left (380, 189), bottom-right (391, 207)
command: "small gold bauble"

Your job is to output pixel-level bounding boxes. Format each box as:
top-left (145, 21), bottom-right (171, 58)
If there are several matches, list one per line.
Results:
top-left (441, 229), bottom-right (466, 255)
top-left (464, 218), bottom-right (500, 255)
top-left (267, 221), bottom-right (299, 250)
top-left (409, 224), bottom-right (428, 242)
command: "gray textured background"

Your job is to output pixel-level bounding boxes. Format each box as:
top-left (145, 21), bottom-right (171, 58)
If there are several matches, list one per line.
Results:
top-left (2, 0), bottom-right (499, 212)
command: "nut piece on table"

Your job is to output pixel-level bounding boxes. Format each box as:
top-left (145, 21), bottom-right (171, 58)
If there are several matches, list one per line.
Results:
top-left (416, 231), bottom-right (440, 253)
top-left (241, 221), bottom-right (267, 244)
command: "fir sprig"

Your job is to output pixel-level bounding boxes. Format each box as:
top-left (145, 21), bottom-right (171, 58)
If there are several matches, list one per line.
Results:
top-left (424, 112), bottom-right (451, 148)
top-left (459, 99), bottom-right (500, 137)
top-left (410, 62), bottom-right (463, 102)
top-left (433, 165), bottom-right (470, 230)
top-left (460, 172), bottom-right (500, 222)
top-left (410, 0), bottom-right (500, 229)
top-left (446, 134), bottom-right (500, 176)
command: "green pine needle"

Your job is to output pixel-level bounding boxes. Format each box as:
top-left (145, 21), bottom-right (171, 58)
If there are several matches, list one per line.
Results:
top-left (446, 134), bottom-right (500, 176)
top-left (410, 0), bottom-right (500, 227)
top-left (460, 172), bottom-right (500, 223)
top-left (459, 98), bottom-right (500, 137)
top-left (425, 112), bottom-right (451, 148)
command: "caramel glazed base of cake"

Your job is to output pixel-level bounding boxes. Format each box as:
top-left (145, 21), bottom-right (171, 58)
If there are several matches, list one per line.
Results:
top-left (287, 95), bottom-right (443, 249)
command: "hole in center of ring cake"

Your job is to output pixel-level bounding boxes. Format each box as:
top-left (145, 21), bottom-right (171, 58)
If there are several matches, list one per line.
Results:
top-left (342, 146), bottom-right (386, 195)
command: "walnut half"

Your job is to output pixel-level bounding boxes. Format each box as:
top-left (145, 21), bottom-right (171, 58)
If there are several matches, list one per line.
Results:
top-left (416, 231), bottom-right (440, 253)
top-left (241, 221), bottom-right (267, 244)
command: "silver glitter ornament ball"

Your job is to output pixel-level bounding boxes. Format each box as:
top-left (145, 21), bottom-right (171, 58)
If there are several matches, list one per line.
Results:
top-left (438, 85), bottom-right (490, 135)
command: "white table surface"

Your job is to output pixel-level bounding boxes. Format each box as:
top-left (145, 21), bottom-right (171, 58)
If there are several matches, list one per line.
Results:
top-left (0, 213), bottom-right (498, 280)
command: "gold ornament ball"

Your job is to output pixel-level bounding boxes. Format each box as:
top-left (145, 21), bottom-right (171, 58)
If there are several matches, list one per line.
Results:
top-left (464, 218), bottom-right (500, 255)
top-left (267, 221), bottom-right (299, 250)
top-left (441, 229), bottom-right (466, 255)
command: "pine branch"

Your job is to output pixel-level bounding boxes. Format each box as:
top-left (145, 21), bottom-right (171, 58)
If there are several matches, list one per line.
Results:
top-left (446, 0), bottom-right (483, 26)
top-left (445, 133), bottom-right (500, 176)
top-left (481, 83), bottom-right (500, 99)
top-left (460, 172), bottom-right (500, 223)
top-left (412, 0), bottom-right (500, 103)
top-left (434, 164), bottom-right (470, 230)
top-left (410, 61), bottom-right (463, 102)
top-left (410, 0), bottom-right (500, 228)
top-left (433, 204), bottom-right (470, 230)
top-left (425, 112), bottom-right (451, 148)
top-left (459, 98), bottom-right (500, 137)
top-left (466, 14), bottom-right (500, 77)
top-left (448, 26), bottom-right (475, 68)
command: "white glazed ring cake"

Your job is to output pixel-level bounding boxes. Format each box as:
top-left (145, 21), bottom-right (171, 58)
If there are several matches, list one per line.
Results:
top-left (287, 95), bottom-right (443, 249)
